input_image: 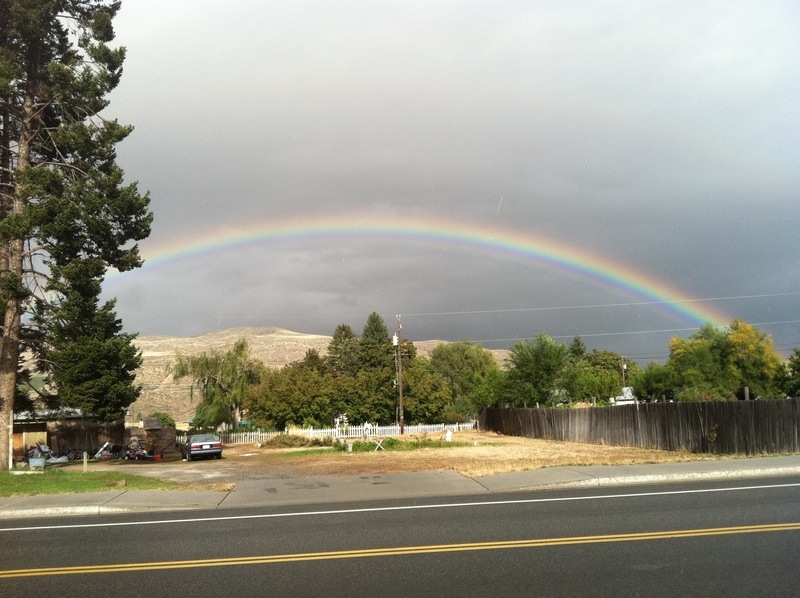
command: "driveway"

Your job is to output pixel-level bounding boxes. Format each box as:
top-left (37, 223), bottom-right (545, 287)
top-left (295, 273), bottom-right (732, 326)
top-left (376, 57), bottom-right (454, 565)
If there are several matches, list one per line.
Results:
top-left (85, 454), bottom-right (300, 484)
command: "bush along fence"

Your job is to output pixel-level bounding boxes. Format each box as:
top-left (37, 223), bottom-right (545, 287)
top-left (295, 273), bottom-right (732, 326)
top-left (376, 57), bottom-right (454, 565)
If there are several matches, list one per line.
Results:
top-left (178, 422), bottom-right (476, 446)
top-left (479, 399), bottom-right (800, 455)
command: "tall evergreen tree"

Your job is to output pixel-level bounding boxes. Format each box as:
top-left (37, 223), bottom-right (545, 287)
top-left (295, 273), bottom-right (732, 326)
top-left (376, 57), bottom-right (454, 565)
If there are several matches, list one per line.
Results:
top-left (0, 1), bottom-right (152, 468)
top-left (568, 336), bottom-right (587, 359)
top-left (327, 323), bottom-right (359, 376)
top-left (34, 258), bottom-right (141, 420)
top-left (357, 312), bottom-right (396, 420)
top-left (361, 312), bottom-right (389, 341)
top-left (359, 312), bottom-right (393, 370)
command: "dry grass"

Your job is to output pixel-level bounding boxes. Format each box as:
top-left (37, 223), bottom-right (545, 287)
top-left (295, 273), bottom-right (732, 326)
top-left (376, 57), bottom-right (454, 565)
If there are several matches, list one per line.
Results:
top-left (222, 431), bottom-right (724, 478)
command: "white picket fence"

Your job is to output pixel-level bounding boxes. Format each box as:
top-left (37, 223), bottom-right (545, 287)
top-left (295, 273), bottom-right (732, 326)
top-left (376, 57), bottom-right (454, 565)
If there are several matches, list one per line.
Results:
top-left (179, 422), bottom-right (476, 445)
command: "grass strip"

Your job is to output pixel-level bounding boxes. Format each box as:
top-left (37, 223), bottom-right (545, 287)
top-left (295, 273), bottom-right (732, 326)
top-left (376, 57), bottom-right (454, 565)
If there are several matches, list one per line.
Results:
top-left (0, 469), bottom-right (183, 497)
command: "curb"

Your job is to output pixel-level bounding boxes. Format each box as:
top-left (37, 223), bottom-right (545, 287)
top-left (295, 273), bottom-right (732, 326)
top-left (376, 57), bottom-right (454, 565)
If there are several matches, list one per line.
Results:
top-left (0, 506), bottom-right (130, 519)
top-left (537, 466), bottom-right (800, 490)
top-left (0, 502), bottom-right (229, 520)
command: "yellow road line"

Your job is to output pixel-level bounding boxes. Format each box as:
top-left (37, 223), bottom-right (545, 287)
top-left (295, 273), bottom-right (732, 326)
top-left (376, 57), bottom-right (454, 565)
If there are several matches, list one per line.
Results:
top-left (2, 522), bottom-right (799, 579)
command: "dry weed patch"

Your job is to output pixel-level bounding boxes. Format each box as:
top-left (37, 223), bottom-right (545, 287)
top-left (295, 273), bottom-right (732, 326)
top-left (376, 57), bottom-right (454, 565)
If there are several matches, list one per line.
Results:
top-left (222, 431), bottom-right (723, 477)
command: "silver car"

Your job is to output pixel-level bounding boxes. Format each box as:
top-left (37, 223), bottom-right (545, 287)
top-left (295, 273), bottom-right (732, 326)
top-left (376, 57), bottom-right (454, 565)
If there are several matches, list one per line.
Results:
top-left (182, 433), bottom-right (223, 461)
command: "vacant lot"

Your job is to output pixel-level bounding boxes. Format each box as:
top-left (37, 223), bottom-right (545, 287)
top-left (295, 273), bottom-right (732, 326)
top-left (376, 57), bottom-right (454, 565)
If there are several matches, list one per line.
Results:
top-left (88, 431), bottom-right (727, 485)
top-left (231, 431), bottom-right (725, 477)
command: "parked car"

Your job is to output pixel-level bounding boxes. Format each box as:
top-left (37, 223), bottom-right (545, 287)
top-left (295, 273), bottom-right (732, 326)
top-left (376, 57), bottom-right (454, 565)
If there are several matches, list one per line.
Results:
top-left (182, 433), bottom-right (223, 461)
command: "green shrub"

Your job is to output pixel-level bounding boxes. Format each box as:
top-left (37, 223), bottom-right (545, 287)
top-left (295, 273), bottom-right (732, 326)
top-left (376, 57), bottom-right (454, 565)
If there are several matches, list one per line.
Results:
top-left (149, 412), bottom-right (176, 428)
top-left (262, 434), bottom-right (332, 448)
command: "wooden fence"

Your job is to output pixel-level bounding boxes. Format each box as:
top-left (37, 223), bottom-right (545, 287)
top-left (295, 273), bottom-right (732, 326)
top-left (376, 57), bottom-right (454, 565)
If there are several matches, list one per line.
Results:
top-left (479, 399), bottom-right (800, 455)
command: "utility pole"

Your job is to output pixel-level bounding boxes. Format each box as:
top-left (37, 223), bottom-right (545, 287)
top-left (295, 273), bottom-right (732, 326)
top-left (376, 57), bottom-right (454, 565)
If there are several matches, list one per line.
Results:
top-left (621, 357), bottom-right (627, 387)
top-left (393, 315), bottom-right (404, 435)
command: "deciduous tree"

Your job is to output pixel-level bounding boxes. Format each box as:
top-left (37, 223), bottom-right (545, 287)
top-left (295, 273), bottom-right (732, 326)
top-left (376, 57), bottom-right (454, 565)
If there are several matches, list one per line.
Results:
top-left (665, 321), bottom-right (784, 401)
top-left (504, 333), bottom-right (570, 407)
top-left (727, 319), bottom-right (784, 399)
top-left (171, 339), bottom-right (261, 429)
top-left (783, 348), bottom-right (800, 399)
top-left (245, 361), bottom-right (332, 430)
top-left (428, 340), bottom-right (500, 416)
top-left (402, 357), bottom-right (450, 423)
top-left (632, 362), bottom-right (675, 403)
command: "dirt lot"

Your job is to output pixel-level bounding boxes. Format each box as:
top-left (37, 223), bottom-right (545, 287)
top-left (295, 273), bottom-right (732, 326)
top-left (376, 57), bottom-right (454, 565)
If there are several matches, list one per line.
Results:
top-left (89, 431), bottom-right (726, 486)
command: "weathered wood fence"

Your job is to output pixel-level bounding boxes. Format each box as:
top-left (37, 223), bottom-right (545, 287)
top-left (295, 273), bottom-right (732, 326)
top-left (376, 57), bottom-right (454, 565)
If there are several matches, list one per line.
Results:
top-left (480, 399), bottom-right (800, 455)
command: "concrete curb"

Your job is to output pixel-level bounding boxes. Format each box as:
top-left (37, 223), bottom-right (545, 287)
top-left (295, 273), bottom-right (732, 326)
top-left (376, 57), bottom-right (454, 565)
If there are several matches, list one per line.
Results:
top-left (0, 506), bottom-right (130, 519)
top-left (531, 466), bottom-right (800, 490)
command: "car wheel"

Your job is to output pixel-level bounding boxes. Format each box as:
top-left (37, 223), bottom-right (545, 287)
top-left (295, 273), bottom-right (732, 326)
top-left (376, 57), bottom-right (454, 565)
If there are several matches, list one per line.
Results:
top-left (215, 453), bottom-right (222, 459)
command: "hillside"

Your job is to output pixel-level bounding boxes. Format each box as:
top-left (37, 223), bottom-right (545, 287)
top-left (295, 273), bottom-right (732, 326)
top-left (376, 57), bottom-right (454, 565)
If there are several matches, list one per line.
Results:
top-left (129, 327), bottom-right (329, 426)
top-left (128, 327), bottom-right (508, 428)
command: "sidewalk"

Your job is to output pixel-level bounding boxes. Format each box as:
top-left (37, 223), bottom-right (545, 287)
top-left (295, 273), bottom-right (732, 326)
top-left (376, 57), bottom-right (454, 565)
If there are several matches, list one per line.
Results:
top-left (2, 456), bottom-right (800, 520)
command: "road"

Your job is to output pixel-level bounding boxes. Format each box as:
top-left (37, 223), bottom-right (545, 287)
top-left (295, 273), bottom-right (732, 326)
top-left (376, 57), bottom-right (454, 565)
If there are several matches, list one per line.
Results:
top-left (2, 477), bottom-right (799, 597)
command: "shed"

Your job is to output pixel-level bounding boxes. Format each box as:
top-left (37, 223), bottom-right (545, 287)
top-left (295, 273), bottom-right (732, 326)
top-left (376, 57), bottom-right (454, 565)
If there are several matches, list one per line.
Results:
top-left (13, 408), bottom-right (124, 459)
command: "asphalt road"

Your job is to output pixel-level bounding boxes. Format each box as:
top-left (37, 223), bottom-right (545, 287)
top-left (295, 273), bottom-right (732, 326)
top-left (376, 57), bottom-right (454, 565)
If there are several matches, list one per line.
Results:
top-left (2, 477), bottom-right (799, 597)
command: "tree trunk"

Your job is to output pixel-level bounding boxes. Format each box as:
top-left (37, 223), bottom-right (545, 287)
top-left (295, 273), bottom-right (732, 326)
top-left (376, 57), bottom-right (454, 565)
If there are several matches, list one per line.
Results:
top-left (0, 299), bottom-right (22, 470)
top-left (0, 88), bottom-right (35, 471)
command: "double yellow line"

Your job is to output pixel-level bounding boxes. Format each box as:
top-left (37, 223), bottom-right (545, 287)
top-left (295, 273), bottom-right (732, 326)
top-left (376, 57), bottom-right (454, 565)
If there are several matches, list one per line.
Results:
top-left (2, 522), bottom-right (799, 579)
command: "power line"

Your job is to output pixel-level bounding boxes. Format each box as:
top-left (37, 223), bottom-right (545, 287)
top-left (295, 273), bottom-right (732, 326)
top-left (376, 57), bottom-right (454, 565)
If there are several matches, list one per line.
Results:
top-left (404, 292), bottom-right (800, 317)
top-left (473, 320), bottom-right (800, 346)
top-left (474, 327), bottom-right (701, 344)
top-left (215, 292), bottom-right (800, 324)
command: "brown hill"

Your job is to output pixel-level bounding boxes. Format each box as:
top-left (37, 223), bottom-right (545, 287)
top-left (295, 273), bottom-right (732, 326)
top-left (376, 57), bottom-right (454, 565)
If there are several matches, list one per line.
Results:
top-left (127, 327), bottom-right (507, 428)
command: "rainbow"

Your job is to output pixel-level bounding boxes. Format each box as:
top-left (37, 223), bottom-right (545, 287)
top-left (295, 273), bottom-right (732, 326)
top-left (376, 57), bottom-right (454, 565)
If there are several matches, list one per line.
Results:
top-left (108, 213), bottom-right (730, 327)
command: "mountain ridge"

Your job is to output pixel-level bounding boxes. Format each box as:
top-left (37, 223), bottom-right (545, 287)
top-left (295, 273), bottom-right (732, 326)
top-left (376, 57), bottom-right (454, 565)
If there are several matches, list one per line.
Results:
top-left (128, 327), bottom-right (506, 427)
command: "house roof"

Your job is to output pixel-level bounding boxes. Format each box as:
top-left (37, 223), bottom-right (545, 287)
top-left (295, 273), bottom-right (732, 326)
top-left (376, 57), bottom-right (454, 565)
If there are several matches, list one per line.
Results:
top-left (14, 408), bottom-right (90, 423)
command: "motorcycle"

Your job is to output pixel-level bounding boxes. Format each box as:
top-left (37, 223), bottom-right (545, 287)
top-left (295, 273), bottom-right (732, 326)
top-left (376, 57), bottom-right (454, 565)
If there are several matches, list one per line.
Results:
top-left (123, 446), bottom-right (152, 460)
top-left (61, 447), bottom-right (85, 461)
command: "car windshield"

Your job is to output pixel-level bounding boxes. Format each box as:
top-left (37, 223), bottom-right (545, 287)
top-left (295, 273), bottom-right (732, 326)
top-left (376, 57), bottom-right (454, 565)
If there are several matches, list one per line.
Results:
top-left (191, 434), bottom-right (218, 443)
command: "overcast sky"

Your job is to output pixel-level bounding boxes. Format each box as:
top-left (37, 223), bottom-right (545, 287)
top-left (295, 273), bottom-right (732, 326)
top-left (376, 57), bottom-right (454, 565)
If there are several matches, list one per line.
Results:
top-left (101, 0), bottom-right (800, 363)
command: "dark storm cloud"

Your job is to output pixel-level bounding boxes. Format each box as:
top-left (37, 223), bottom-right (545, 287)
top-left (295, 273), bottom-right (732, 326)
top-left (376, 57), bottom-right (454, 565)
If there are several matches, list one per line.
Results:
top-left (103, 1), bottom-right (800, 360)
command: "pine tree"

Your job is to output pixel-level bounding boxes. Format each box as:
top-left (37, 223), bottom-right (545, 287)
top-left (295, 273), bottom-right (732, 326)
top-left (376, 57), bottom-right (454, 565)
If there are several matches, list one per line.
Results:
top-left (327, 323), bottom-right (360, 376)
top-left (34, 259), bottom-right (142, 421)
top-left (568, 336), bottom-right (587, 359)
top-left (359, 312), bottom-right (392, 370)
top-left (357, 313), bottom-right (395, 421)
top-left (0, 1), bottom-right (152, 469)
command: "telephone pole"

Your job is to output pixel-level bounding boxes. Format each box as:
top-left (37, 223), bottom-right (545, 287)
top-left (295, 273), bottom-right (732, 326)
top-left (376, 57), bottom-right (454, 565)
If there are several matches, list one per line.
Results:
top-left (394, 315), bottom-right (404, 435)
